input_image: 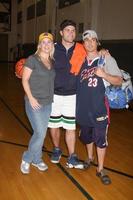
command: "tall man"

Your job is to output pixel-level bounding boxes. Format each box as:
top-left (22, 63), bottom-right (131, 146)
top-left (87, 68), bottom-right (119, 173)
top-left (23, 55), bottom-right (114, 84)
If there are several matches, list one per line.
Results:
top-left (76, 30), bottom-right (123, 184)
top-left (48, 20), bottom-right (84, 169)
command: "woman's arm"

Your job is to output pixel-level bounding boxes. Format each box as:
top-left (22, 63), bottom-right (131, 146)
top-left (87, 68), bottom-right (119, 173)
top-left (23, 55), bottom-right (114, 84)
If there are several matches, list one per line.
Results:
top-left (22, 66), bottom-right (41, 110)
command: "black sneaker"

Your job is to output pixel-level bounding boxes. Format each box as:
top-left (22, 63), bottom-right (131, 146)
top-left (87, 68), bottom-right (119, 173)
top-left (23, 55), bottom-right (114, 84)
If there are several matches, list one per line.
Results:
top-left (96, 169), bottom-right (111, 185)
top-left (50, 147), bottom-right (62, 163)
top-left (66, 153), bottom-right (84, 169)
top-left (83, 158), bottom-right (94, 169)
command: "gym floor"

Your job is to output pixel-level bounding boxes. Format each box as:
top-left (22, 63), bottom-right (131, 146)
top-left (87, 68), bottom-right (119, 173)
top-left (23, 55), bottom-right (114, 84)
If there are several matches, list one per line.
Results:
top-left (0, 63), bottom-right (133, 200)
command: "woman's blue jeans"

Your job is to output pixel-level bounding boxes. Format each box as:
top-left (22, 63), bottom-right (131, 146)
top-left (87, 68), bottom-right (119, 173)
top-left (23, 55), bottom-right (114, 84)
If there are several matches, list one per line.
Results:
top-left (22, 99), bottom-right (51, 164)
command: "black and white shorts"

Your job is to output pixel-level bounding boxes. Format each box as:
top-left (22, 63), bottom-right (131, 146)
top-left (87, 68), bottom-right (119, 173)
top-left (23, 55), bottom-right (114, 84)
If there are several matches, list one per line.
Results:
top-left (48, 94), bottom-right (76, 130)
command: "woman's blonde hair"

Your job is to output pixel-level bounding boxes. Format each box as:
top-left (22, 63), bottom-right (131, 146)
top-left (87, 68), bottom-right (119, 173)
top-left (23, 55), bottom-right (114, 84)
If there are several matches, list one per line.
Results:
top-left (35, 32), bottom-right (55, 61)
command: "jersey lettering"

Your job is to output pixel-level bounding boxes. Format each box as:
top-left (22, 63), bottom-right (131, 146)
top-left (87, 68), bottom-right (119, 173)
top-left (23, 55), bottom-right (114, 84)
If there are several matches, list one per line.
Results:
top-left (80, 67), bottom-right (96, 82)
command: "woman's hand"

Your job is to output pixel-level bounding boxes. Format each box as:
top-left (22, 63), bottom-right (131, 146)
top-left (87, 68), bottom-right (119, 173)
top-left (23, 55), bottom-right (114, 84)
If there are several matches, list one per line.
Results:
top-left (29, 96), bottom-right (41, 110)
top-left (22, 67), bottom-right (41, 110)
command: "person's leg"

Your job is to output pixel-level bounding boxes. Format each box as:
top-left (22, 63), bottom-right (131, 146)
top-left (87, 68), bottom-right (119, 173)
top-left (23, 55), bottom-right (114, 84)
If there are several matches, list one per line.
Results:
top-left (65, 129), bottom-right (84, 169)
top-left (96, 146), bottom-right (111, 185)
top-left (24, 102), bottom-right (51, 163)
top-left (96, 147), bottom-right (106, 172)
top-left (94, 126), bottom-right (108, 172)
top-left (79, 126), bottom-right (94, 168)
top-left (50, 128), bottom-right (60, 147)
top-left (65, 129), bottom-right (75, 155)
top-left (95, 126), bottom-right (111, 184)
top-left (48, 95), bottom-right (63, 163)
top-left (50, 128), bottom-right (62, 163)
top-left (48, 95), bottom-right (63, 147)
top-left (63, 95), bottom-right (84, 169)
top-left (21, 100), bottom-right (51, 173)
top-left (62, 95), bottom-right (76, 155)
top-left (86, 142), bottom-right (94, 161)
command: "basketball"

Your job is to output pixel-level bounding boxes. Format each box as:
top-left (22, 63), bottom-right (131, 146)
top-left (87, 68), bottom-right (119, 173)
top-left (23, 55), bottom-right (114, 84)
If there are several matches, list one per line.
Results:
top-left (15, 58), bottom-right (26, 78)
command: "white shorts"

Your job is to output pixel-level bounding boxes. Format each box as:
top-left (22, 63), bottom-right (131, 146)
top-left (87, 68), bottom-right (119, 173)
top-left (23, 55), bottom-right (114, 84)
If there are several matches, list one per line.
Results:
top-left (48, 94), bottom-right (76, 130)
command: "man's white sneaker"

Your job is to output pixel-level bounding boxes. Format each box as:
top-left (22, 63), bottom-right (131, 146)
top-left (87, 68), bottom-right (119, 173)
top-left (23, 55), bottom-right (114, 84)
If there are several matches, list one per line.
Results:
top-left (20, 160), bottom-right (30, 174)
top-left (66, 154), bottom-right (84, 169)
top-left (32, 162), bottom-right (48, 171)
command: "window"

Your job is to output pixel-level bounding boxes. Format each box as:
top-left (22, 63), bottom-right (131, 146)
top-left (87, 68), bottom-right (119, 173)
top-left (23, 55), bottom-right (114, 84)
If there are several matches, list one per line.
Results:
top-left (26, 1), bottom-right (46, 21)
top-left (0, 1), bottom-right (11, 31)
top-left (27, 4), bottom-right (35, 20)
top-left (0, 12), bottom-right (9, 23)
top-left (59, 0), bottom-right (80, 9)
top-left (36, 0), bottom-right (46, 17)
top-left (17, 11), bottom-right (22, 24)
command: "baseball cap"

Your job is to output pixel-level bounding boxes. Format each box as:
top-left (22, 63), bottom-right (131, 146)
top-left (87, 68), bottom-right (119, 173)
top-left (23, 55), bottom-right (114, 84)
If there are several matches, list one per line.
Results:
top-left (38, 32), bottom-right (54, 43)
top-left (82, 30), bottom-right (98, 41)
top-left (60, 19), bottom-right (76, 30)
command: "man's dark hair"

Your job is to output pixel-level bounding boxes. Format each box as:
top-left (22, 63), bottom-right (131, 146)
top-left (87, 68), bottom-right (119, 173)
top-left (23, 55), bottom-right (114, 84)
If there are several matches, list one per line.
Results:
top-left (60, 19), bottom-right (76, 30)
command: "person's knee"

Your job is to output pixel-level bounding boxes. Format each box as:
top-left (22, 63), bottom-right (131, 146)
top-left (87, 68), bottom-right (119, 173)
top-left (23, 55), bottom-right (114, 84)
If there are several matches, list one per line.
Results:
top-left (79, 129), bottom-right (92, 144)
top-left (95, 138), bottom-right (108, 148)
top-left (95, 127), bottom-right (108, 148)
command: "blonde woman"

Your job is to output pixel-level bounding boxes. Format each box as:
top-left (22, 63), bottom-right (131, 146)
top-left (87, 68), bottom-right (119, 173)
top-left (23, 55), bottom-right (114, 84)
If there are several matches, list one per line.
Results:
top-left (20, 33), bottom-right (55, 174)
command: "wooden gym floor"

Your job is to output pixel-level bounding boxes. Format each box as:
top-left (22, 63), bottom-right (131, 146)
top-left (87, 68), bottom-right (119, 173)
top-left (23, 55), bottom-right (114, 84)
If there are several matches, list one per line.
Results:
top-left (0, 63), bottom-right (133, 200)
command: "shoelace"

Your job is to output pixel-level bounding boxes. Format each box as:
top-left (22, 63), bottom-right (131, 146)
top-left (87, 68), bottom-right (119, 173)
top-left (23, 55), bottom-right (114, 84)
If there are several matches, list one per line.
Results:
top-left (53, 150), bottom-right (61, 157)
top-left (70, 156), bottom-right (80, 164)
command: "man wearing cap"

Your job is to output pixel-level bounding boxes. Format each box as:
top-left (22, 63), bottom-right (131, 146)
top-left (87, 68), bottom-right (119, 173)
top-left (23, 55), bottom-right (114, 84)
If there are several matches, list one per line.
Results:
top-left (76, 30), bottom-right (122, 184)
top-left (48, 19), bottom-right (85, 169)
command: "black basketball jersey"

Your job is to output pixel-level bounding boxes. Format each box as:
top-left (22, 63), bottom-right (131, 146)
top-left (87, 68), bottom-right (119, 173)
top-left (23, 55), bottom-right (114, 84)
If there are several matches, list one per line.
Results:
top-left (76, 57), bottom-right (109, 127)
